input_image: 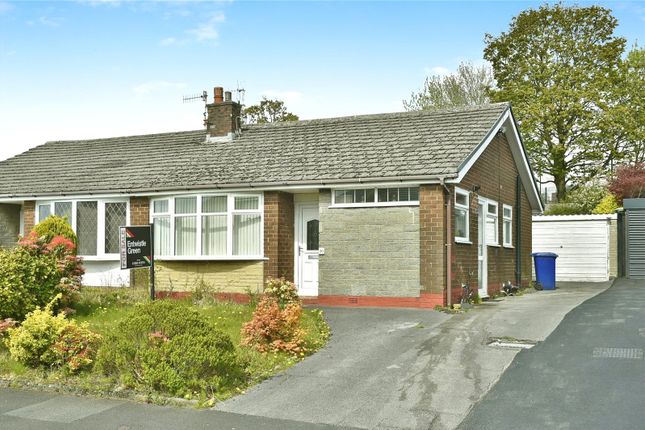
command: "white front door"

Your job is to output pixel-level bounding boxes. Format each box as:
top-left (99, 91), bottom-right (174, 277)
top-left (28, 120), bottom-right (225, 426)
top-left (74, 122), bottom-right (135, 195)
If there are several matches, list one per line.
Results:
top-left (477, 200), bottom-right (488, 298)
top-left (296, 204), bottom-right (319, 296)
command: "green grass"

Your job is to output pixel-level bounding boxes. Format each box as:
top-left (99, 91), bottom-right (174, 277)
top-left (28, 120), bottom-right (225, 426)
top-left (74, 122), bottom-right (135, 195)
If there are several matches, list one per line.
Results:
top-left (0, 287), bottom-right (331, 405)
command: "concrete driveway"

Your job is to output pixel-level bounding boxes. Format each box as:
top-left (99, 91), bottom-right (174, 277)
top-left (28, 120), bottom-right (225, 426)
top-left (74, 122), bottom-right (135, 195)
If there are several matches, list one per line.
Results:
top-left (217, 282), bottom-right (612, 430)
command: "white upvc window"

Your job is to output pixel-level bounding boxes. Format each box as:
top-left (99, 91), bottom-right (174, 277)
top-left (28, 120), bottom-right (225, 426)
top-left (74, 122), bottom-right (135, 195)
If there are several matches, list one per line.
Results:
top-left (150, 193), bottom-right (263, 259)
top-left (503, 204), bottom-right (513, 247)
top-left (331, 186), bottom-right (419, 207)
top-left (35, 199), bottom-right (129, 259)
top-left (454, 187), bottom-right (470, 243)
top-left (486, 200), bottom-right (499, 246)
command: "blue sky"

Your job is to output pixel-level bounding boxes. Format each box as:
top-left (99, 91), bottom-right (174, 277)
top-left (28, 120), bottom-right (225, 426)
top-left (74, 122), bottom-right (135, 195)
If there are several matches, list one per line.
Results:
top-left (1, 0), bottom-right (643, 161)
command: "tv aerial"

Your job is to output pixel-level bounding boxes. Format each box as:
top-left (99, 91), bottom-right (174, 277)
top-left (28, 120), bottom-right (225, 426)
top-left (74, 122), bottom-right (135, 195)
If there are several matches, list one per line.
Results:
top-left (182, 90), bottom-right (209, 126)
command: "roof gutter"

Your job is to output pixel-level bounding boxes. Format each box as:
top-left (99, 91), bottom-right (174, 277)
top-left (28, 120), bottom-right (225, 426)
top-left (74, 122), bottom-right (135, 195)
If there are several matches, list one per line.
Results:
top-left (0, 173), bottom-right (459, 200)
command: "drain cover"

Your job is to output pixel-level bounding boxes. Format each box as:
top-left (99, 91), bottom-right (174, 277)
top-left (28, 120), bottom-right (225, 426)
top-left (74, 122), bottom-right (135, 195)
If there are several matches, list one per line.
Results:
top-left (487, 338), bottom-right (536, 349)
top-left (592, 347), bottom-right (643, 359)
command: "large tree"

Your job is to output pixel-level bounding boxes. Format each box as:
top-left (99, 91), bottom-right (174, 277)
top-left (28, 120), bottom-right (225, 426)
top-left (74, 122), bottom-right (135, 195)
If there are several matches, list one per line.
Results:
top-left (403, 62), bottom-right (493, 111)
top-left (243, 97), bottom-right (299, 124)
top-left (484, 4), bottom-right (627, 201)
top-left (607, 47), bottom-right (645, 164)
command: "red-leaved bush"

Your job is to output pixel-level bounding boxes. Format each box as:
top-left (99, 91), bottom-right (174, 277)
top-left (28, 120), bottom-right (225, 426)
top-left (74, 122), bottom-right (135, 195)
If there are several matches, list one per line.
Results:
top-left (240, 296), bottom-right (306, 355)
top-left (0, 318), bottom-right (16, 336)
top-left (609, 163), bottom-right (645, 204)
top-left (51, 323), bottom-right (102, 373)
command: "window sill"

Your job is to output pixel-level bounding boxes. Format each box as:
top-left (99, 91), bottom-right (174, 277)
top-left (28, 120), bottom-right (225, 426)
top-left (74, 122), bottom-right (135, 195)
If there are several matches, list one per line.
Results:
top-left (487, 243), bottom-right (501, 248)
top-left (455, 238), bottom-right (472, 245)
top-left (79, 256), bottom-right (120, 262)
top-left (503, 244), bottom-right (514, 249)
top-left (154, 256), bottom-right (269, 262)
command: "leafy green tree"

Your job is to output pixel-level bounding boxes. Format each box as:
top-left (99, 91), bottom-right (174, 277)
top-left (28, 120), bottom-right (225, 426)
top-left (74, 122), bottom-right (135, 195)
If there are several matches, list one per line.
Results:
top-left (484, 4), bottom-right (627, 201)
top-left (605, 47), bottom-right (645, 164)
top-left (403, 62), bottom-right (493, 111)
top-left (243, 97), bottom-right (299, 124)
top-left (543, 184), bottom-right (607, 215)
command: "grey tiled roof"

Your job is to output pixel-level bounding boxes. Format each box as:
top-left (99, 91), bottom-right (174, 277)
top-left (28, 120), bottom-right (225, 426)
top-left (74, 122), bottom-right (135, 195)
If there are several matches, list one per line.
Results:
top-left (0, 103), bottom-right (509, 198)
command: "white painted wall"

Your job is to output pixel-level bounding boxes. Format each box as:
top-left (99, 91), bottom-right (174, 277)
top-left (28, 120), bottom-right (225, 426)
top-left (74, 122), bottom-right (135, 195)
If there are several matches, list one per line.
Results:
top-left (532, 215), bottom-right (616, 282)
top-left (82, 260), bottom-right (129, 287)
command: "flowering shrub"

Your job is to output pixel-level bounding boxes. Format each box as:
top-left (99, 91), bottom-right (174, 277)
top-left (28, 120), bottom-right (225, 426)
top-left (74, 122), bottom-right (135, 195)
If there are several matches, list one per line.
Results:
top-left (264, 278), bottom-right (299, 308)
top-left (0, 232), bottom-right (84, 320)
top-left (5, 295), bottom-right (101, 373)
top-left (32, 216), bottom-right (77, 250)
top-left (95, 300), bottom-right (247, 398)
top-left (241, 296), bottom-right (306, 356)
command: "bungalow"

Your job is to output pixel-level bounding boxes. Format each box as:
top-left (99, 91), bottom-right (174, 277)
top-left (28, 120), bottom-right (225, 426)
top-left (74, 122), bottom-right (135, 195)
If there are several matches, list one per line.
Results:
top-left (0, 87), bottom-right (543, 307)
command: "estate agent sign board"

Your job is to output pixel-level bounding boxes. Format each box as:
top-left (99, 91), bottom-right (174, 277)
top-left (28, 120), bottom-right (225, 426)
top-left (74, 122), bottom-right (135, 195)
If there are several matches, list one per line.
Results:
top-left (120, 224), bottom-right (156, 300)
top-left (119, 226), bottom-right (152, 269)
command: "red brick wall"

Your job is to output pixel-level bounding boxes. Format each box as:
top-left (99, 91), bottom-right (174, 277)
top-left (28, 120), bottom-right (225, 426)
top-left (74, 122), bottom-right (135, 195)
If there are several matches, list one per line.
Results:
top-left (419, 184), bottom-right (446, 294)
top-left (206, 101), bottom-right (242, 137)
top-left (23, 200), bottom-right (35, 234)
top-left (130, 197), bottom-right (150, 225)
top-left (263, 191), bottom-right (294, 283)
top-left (452, 133), bottom-right (533, 299)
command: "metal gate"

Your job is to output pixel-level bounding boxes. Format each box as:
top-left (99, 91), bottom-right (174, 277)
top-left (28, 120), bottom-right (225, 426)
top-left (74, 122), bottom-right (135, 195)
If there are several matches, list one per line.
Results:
top-left (625, 199), bottom-right (645, 279)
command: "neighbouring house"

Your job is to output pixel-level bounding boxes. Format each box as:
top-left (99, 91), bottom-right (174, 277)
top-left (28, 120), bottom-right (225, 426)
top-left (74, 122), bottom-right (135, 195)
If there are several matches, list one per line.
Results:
top-left (0, 87), bottom-right (543, 307)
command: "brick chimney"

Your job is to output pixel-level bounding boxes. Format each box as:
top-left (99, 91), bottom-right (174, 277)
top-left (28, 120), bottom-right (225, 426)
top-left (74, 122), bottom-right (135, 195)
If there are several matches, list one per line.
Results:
top-left (205, 86), bottom-right (242, 141)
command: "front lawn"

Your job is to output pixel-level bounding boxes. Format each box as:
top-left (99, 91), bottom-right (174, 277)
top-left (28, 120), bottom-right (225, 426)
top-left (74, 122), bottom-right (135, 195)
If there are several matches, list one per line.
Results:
top-left (0, 287), bottom-right (330, 407)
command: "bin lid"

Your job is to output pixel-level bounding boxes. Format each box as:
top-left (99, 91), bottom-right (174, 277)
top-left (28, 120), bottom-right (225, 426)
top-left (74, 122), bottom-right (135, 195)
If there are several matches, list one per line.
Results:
top-left (531, 252), bottom-right (559, 258)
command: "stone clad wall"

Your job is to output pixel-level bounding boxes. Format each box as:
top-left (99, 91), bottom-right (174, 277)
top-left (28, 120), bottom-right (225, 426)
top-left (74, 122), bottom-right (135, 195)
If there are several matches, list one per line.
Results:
top-left (318, 190), bottom-right (420, 297)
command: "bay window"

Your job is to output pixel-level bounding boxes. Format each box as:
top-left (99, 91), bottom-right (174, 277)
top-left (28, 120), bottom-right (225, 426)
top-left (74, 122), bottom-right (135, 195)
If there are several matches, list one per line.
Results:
top-left (151, 194), bottom-right (263, 258)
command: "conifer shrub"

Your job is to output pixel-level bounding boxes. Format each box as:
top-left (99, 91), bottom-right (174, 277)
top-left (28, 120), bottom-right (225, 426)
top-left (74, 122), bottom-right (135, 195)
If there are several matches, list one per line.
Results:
top-left (95, 300), bottom-right (247, 398)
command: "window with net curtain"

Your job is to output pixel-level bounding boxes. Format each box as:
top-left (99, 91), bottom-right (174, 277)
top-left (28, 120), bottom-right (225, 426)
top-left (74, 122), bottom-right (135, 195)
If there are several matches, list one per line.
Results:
top-left (151, 194), bottom-right (262, 257)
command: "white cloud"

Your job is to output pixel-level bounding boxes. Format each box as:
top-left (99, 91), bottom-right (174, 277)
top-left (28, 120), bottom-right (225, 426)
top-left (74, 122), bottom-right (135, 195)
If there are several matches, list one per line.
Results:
top-left (30, 16), bottom-right (63, 27)
top-left (187, 12), bottom-right (225, 42)
top-left (261, 90), bottom-right (304, 107)
top-left (160, 37), bottom-right (182, 46)
top-left (132, 80), bottom-right (187, 96)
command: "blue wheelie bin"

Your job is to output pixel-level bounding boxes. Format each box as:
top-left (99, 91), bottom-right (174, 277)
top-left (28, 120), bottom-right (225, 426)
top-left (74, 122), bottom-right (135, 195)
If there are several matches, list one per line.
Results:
top-left (531, 252), bottom-right (558, 290)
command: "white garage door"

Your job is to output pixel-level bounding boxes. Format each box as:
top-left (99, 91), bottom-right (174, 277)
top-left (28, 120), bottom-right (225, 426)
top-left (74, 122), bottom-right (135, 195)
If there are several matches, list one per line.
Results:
top-left (532, 215), bottom-right (612, 282)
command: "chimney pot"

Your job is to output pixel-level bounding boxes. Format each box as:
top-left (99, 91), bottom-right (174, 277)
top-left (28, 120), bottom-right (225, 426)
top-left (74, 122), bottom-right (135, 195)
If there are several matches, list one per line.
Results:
top-left (224, 91), bottom-right (232, 102)
top-left (214, 87), bottom-right (224, 103)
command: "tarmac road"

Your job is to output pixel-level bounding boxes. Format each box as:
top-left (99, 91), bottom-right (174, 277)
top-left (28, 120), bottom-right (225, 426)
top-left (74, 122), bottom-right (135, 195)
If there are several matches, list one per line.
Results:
top-left (459, 278), bottom-right (645, 430)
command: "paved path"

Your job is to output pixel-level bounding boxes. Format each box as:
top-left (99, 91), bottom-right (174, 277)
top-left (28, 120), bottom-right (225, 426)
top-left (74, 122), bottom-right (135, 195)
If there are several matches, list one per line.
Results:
top-left (458, 278), bottom-right (645, 430)
top-left (0, 387), bottom-right (353, 429)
